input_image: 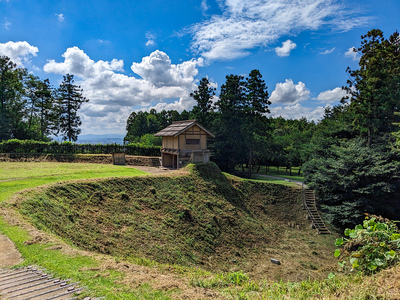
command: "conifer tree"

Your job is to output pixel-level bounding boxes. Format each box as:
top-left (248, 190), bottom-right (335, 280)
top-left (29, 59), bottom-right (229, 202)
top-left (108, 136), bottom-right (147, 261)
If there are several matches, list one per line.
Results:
top-left (54, 74), bottom-right (88, 142)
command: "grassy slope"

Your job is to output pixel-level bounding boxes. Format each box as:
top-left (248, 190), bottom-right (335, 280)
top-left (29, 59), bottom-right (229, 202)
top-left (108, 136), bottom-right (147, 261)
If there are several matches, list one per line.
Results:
top-left (15, 163), bottom-right (336, 283)
top-left (1, 162), bottom-right (399, 299)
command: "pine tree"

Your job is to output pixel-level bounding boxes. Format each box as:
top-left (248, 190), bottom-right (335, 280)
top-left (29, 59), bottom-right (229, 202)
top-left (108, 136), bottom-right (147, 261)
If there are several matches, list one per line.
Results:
top-left (54, 74), bottom-right (88, 142)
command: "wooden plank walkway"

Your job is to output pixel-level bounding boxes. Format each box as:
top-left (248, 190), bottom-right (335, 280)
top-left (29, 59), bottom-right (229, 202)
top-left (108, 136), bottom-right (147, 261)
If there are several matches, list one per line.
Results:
top-left (0, 266), bottom-right (92, 300)
top-left (303, 189), bottom-right (331, 234)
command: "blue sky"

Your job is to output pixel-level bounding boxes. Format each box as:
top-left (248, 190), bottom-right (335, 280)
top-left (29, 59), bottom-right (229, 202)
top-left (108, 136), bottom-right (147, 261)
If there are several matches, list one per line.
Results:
top-left (1, 0), bottom-right (399, 135)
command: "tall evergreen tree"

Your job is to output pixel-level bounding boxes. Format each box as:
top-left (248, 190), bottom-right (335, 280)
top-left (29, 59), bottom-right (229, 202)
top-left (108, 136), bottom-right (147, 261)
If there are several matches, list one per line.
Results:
top-left (24, 76), bottom-right (55, 140)
top-left (190, 77), bottom-right (215, 128)
top-left (344, 29), bottom-right (400, 146)
top-left (55, 74), bottom-right (88, 142)
top-left (212, 74), bottom-right (246, 171)
top-left (243, 69), bottom-right (270, 178)
top-left (0, 56), bottom-right (27, 140)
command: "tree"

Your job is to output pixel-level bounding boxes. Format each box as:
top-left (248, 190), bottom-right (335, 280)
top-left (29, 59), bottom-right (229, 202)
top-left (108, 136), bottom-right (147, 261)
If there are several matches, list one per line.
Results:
top-left (24, 75), bottom-right (54, 140)
top-left (344, 29), bottom-right (400, 146)
top-left (0, 56), bottom-right (27, 140)
top-left (54, 74), bottom-right (88, 142)
top-left (210, 71), bottom-right (271, 173)
top-left (243, 69), bottom-right (270, 178)
top-left (304, 138), bottom-right (400, 228)
top-left (211, 74), bottom-right (246, 171)
top-left (190, 77), bottom-right (215, 128)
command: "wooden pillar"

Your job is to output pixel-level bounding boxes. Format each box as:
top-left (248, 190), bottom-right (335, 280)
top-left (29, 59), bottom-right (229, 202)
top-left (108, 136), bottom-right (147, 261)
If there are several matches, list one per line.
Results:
top-left (177, 153), bottom-right (179, 169)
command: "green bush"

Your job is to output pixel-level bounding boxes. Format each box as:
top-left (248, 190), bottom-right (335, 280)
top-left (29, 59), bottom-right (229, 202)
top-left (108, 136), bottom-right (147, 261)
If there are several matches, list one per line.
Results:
top-left (334, 215), bottom-right (400, 274)
top-left (0, 139), bottom-right (161, 156)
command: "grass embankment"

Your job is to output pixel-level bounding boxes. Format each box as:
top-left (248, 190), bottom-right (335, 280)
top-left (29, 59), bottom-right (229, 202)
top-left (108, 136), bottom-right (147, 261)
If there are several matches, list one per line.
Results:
top-left (13, 163), bottom-right (335, 279)
top-left (1, 162), bottom-right (398, 298)
top-left (0, 162), bottom-right (148, 202)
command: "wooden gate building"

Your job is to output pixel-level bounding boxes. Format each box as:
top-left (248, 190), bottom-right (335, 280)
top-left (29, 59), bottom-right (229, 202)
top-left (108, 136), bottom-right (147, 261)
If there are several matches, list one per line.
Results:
top-left (154, 120), bottom-right (215, 169)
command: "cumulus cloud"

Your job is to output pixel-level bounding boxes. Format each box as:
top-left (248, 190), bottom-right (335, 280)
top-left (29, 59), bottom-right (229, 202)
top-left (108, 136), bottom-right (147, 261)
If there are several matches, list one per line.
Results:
top-left (269, 79), bottom-right (310, 104)
top-left (345, 47), bottom-right (360, 61)
top-left (316, 87), bottom-right (347, 103)
top-left (270, 104), bottom-right (326, 122)
top-left (275, 40), bottom-right (296, 57)
top-left (44, 47), bottom-right (204, 134)
top-left (320, 47), bottom-right (335, 54)
top-left (0, 41), bottom-right (39, 67)
top-left (189, 0), bottom-right (370, 60)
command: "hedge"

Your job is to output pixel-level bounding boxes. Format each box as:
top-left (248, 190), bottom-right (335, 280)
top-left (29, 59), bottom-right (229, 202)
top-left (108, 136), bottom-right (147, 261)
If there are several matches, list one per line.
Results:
top-left (0, 139), bottom-right (161, 157)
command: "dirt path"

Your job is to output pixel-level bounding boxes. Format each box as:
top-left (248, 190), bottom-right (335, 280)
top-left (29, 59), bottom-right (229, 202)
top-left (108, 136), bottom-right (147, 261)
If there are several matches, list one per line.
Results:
top-left (0, 234), bottom-right (22, 268)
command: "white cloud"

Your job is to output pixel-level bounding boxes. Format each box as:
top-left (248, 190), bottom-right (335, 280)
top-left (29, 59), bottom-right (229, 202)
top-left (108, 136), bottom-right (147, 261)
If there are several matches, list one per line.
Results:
top-left (270, 103), bottom-right (326, 122)
top-left (269, 79), bottom-right (310, 104)
top-left (316, 87), bottom-right (347, 103)
top-left (320, 47), bottom-right (335, 55)
top-left (345, 47), bottom-right (360, 61)
top-left (189, 0), bottom-right (370, 60)
top-left (3, 19), bottom-right (11, 30)
top-left (145, 32), bottom-right (156, 47)
top-left (0, 41), bottom-right (39, 67)
top-left (55, 13), bottom-right (64, 22)
top-left (201, 0), bottom-right (209, 12)
top-left (44, 47), bottom-right (204, 134)
top-left (275, 40), bottom-right (296, 57)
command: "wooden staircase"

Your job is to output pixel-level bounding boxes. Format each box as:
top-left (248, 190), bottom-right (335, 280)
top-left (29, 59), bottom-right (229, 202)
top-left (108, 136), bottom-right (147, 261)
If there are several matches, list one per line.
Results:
top-left (303, 189), bottom-right (331, 234)
top-left (0, 266), bottom-right (91, 300)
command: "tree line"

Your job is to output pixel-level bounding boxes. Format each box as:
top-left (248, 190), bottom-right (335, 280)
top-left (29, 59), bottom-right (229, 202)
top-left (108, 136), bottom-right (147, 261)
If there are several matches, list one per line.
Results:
top-left (0, 56), bottom-right (88, 142)
top-left (125, 29), bottom-right (400, 228)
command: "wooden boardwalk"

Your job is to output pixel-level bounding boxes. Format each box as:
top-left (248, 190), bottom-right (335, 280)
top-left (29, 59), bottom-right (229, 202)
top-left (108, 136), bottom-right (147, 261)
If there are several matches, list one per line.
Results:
top-left (303, 189), bottom-right (331, 234)
top-left (0, 267), bottom-right (90, 300)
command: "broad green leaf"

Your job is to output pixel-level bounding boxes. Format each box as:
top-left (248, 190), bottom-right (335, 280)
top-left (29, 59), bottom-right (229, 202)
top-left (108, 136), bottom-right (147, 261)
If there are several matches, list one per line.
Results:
top-left (335, 238), bottom-right (344, 246)
top-left (380, 242), bottom-right (386, 247)
top-left (363, 220), bottom-right (369, 228)
top-left (350, 258), bottom-right (359, 268)
top-left (376, 223), bottom-right (388, 231)
top-left (334, 249), bottom-right (341, 257)
top-left (373, 258), bottom-right (385, 266)
top-left (390, 233), bottom-right (400, 241)
top-left (349, 231), bottom-right (358, 239)
top-left (368, 263), bottom-right (377, 271)
top-left (328, 273), bottom-right (336, 280)
top-left (385, 250), bottom-right (396, 260)
top-left (355, 225), bottom-right (364, 231)
top-left (344, 228), bottom-right (351, 236)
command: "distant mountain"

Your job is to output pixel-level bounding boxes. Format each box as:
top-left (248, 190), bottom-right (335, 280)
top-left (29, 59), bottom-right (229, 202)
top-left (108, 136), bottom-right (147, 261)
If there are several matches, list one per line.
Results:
top-left (76, 134), bottom-right (125, 145)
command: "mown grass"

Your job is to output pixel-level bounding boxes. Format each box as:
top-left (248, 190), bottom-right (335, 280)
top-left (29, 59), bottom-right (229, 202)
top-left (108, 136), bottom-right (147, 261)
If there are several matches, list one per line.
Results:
top-left (238, 165), bottom-right (305, 182)
top-left (0, 216), bottom-right (176, 299)
top-left (0, 162), bottom-right (148, 202)
top-left (3, 161), bottom-right (393, 299)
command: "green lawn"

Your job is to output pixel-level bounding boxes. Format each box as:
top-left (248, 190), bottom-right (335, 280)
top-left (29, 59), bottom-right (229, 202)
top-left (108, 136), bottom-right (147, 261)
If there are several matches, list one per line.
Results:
top-left (0, 162), bottom-right (149, 203)
top-left (239, 165), bottom-right (305, 182)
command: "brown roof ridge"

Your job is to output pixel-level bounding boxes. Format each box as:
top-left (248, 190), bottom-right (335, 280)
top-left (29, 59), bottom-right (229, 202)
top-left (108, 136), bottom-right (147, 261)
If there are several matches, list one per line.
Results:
top-left (154, 120), bottom-right (215, 138)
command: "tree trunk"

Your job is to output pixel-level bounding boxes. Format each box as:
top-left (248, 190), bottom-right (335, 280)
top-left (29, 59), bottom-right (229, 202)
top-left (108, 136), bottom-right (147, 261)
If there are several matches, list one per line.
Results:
top-left (298, 167), bottom-right (301, 176)
top-left (248, 147), bottom-right (253, 179)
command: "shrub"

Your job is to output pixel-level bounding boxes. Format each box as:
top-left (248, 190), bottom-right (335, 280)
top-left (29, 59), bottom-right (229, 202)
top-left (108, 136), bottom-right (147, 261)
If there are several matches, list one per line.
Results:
top-left (334, 215), bottom-right (400, 274)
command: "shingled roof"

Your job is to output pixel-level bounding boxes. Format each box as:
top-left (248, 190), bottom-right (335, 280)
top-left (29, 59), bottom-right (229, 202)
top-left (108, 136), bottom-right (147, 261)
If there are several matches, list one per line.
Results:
top-left (154, 120), bottom-right (215, 138)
